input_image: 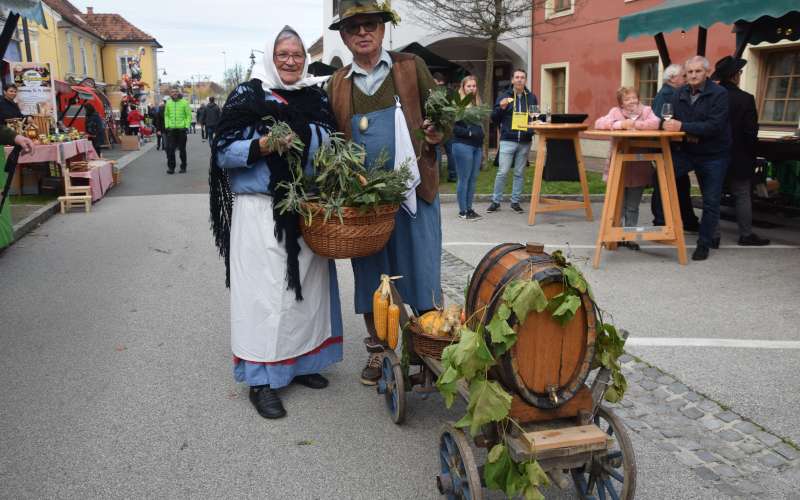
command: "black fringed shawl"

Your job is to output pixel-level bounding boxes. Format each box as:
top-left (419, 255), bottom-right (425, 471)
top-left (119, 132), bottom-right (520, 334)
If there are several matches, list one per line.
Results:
top-left (209, 79), bottom-right (336, 300)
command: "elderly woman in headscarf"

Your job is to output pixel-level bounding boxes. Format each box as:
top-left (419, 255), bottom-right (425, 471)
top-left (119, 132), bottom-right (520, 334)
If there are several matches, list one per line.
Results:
top-left (209, 27), bottom-right (341, 420)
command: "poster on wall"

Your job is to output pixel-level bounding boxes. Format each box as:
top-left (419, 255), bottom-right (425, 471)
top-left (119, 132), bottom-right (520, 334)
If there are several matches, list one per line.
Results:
top-left (10, 62), bottom-right (57, 120)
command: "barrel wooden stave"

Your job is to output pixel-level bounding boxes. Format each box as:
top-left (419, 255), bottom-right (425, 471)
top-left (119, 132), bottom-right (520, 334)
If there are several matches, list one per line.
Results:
top-left (466, 244), bottom-right (596, 409)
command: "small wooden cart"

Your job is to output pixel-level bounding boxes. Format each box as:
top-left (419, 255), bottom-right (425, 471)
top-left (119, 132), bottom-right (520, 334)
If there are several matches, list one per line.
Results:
top-left (375, 243), bottom-right (636, 499)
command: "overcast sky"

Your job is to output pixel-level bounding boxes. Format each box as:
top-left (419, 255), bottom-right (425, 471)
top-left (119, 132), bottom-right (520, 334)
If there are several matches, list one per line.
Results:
top-left (71, 0), bottom-right (325, 84)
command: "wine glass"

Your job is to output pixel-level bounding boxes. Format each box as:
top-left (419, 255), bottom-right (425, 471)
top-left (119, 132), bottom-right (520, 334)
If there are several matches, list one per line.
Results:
top-left (541, 104), bottom-right (551, 122)
top-left (529, 105), bottom-right (540, 124)
top-left (661, 103), bottom-right (673, 121)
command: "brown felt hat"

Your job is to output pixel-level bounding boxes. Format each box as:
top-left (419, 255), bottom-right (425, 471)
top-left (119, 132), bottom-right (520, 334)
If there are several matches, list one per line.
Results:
top-left (328, 0), bottom-right (399, 31)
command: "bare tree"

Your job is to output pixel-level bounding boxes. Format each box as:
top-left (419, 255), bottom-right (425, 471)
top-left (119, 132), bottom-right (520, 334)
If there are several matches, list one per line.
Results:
top-left (223, 64), bottom-right (246, 95)
top-left (406, 0), bottom-right (538, 107)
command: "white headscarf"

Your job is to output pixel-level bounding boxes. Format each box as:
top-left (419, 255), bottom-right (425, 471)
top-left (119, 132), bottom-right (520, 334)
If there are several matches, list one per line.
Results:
top-left (250, 26), bottom-right (330, 91)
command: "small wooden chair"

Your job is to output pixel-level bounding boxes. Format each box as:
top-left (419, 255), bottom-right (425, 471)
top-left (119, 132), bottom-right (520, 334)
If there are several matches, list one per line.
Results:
top-left (58, 166), bottom-right (92, 214)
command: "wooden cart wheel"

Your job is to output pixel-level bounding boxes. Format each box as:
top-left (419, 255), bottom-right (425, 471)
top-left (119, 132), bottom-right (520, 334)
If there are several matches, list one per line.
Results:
top-left (436, 423), bottom-right (484, 500)
top-left (571, 406), bottom-right (637, 500)
top-left (376, 350), bottom-right (405, 424)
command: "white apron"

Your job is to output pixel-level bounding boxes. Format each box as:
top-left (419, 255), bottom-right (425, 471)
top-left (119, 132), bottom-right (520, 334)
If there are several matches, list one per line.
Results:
top-left (230, 194), bottom-right (332, 362)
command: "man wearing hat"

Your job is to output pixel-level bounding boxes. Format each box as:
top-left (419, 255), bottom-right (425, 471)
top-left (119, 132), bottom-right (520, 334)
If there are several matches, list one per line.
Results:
top-left (327, 0), bottom-right (444, 385)
top-left (711, 55), bottom-right (770, 247)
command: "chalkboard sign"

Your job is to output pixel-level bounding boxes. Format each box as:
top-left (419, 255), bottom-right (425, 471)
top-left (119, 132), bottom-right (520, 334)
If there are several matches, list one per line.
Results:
top-left (543, 139), bottom-right (580, 182)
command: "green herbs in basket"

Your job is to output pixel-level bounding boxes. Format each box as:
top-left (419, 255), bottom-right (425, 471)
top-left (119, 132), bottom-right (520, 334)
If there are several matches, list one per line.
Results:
top-left (420, 87), bottom-right (491, 139)
top-left (276, 134), bottom-right (411, 225)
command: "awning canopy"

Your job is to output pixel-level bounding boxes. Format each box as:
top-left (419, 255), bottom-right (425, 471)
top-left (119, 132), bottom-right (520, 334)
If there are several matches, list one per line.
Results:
top-left (0, 0), bottom-right (47, 28)
top-left (735, 11), bottom-right (800, 46)
top-left (399, 42), bottom-right (462, 72)
top-left (618, 0), bottom-right (799, 42)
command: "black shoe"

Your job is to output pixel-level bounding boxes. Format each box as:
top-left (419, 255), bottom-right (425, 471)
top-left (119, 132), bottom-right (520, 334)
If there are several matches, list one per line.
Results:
top-left (487, 202), bottom-right (500, 213)
top-left (692, 244), bottom-right (710, 261)
top-left (684, 221), bottom-right (700, 232)
top-left (711, 237), bottom-right (720, 249)
top-left (360, 352), bottom-right (382, 386)
top-left (179, 166), bottom-right (187, 173)
top-left (738, 233), bottom-right (770, 246)
top-left (248, 386), bottom-right (286, 419)
top-left (167, 169), bottom-right (175, 175)
top-left (510, 203), bottom-right (524, 214)
top-left (447, 177), bottom-right (457, 183)
top-left (458, 211), bottom-right (468, 219)
top-left (293, 373), bottom-right (329, 389)
top-left (466, 209), bottom-right (482, 220)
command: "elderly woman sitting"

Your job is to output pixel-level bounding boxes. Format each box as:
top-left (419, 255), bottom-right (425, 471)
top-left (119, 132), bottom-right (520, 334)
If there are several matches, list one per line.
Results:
top-left (595, 86), bottom-right (660, 250)
top-left (210, 27), bottom-right (342, 420)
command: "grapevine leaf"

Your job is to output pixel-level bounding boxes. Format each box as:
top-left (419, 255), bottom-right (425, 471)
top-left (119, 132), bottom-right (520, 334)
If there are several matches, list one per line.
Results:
top-left (435, 365), bottom-right (460, 408)
top-left (487, 443), bottom-right (505, 463)
top-left (564, 265), bottom-right (587, 293)
top-left (451, 327), bottom-right (494, 380)
top-left (502, 280), bottom-right (526, 304)
top-left (512, 281), bottom-right (548, 320)
top-left (497, 303), bottom-right (512, 321)
top-left (486, 315), bottom-right (516, 355)
top-left (523, 460), bottom-right (550, 487)
top-left (458, 379), bottom-right (512, 436)
top-left (523, 485), bottom-right (546, 500)
top-left (483, 442), bottom-right (525, 496)
top-left (551, 294), bottom-right (582, 326)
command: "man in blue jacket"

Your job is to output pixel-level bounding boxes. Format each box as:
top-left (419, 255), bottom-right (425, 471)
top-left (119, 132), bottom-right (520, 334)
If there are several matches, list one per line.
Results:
top-left (663, 56), bottom-right (731, 261)
top-left (488, 69), bottom-right (536, 213)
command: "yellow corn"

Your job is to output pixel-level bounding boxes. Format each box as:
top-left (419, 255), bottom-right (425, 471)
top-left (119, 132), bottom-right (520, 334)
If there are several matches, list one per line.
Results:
top-left (374, 292), bottom-right (389, 341)
top-left (387, 304), bottom-right (400, 349)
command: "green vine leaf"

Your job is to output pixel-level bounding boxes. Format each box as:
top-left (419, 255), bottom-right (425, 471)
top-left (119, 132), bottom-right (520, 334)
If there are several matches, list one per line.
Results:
top-left (550, 293), bottom-right (582, 326)
top-left (484, 443), bottom-right (526, 496)
top-left (511, 281), bottom-right (548, 321)
top-left (450, 326), bottom-right (494, 380)
top-left (456, 378), bottom-right (512, 436)
top-left (486, 315), bottom-right (516, 356)
top-left (564, 265), bottom-right (588, 293)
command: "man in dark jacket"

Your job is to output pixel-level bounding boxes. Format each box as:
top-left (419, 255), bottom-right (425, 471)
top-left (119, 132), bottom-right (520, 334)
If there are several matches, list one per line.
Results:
top-left (197, 103), bottom-right (207, 140)
top-left (712, 56), bottom-right (769, 247)
top-left (203, 97), bottom-right (221, 148)
top-left (651, 64), bottom-right (700, 231)
top-left (663, 56), bottom-right (731, 261)
top-left (488, 69), bottom-right (536, 213)
top-left (154, 98), bottom-right (167, 150)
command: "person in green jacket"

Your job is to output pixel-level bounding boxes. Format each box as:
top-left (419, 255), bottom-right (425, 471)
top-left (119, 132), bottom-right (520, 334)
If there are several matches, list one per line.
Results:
top-left (164, 87), bottom-right (192, 174)
top-left (0, 127), bottom-right (35, 249)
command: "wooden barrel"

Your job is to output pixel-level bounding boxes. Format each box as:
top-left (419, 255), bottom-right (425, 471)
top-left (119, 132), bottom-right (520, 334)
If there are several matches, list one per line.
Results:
top-left (465, 242), bottom-right (596, 409)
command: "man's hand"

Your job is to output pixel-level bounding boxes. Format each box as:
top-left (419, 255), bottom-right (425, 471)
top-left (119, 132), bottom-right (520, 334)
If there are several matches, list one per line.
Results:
top-left (13, 134), bottom-right (34, 154)
top-left (499, 97), bottom-right (513, 110)
top-left (422, 119), bottom-right (443, 145)
top-left (663, 119), bottom-right (682, 132)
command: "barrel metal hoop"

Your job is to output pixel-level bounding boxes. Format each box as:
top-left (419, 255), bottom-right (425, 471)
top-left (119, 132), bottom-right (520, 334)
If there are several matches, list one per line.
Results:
top-left (466, 243), bottom-right (524, 317)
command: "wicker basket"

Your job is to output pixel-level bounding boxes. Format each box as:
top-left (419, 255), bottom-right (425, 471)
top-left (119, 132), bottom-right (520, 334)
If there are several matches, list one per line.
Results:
top-left (300, 202), bottom-right (399, 259)
top-left (409, 320), bottom-right (458, 360)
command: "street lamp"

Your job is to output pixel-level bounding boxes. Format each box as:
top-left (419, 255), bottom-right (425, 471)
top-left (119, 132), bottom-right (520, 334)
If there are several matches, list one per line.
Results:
top-left (248, 49), bottom-right (264, 79)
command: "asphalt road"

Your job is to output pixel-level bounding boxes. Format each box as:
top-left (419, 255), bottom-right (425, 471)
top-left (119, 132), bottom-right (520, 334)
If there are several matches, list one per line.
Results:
top-left (1, 134), bottom-right (798, 498)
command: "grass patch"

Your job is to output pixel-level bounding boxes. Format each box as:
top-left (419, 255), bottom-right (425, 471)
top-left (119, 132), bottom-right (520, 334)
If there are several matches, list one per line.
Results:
top-left (9, 194), bottom-right (58, 205)
top-left (439, 162), bottom-right (606, 195)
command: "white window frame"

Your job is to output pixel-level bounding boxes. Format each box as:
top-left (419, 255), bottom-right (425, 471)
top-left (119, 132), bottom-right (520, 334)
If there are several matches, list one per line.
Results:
top-left (117, 49), bottom-right (136, 78)
top-left (545, 0), bottom-right (575, 20)
top-left (620, 50), bottom-right (663, 104)
top-left (27, 27), bottom-right (39, 62)
top-left (92, 44), bottom-right (99, 79)
top-left (741, 39), bottom-right (800, 136)
top-left (66, 31), bottom-right (76, 74)
top-left (540, 62), bottom-right (570, 113)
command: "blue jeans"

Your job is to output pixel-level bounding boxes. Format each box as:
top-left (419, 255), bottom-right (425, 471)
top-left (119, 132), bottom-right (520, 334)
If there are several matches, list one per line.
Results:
top-left (673, 152), bottom-right (728, 247)
top-left (492, 140), bottom-right (530, 204)
top-left (452, 142), bottom-right (482, 213)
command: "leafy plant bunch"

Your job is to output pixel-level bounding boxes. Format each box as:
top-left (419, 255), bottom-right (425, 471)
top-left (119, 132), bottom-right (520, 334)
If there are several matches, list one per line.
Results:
top-left (276, 132), bottom-right (412, 224)
top-left (420, 87), bottom-right (491, 139)
top-left (435, 251), bottom-right (627, 499)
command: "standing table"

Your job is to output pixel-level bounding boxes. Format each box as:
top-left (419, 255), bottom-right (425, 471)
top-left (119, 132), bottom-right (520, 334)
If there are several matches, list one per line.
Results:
top-left (527, 123), bottom-right (593, 225)
top-left (584, 130), bottom-right (686, 268)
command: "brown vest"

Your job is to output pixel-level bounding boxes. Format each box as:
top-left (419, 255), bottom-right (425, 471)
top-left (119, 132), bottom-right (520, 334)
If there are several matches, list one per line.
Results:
top-left (329, 51), bottom-right (438, 203)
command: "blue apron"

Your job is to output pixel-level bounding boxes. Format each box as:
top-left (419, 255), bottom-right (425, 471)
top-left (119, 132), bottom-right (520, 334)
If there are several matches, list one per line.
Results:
top-left (350, 105), bottom-right (442, 314)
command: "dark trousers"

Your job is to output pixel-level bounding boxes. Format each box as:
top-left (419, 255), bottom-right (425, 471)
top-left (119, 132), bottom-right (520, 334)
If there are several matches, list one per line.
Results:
top-left (205, 126), bottom-right (215, 148)
top-left (671, 152), bottom-right (729, 247)
top-left (201, 125), bottom-right (206, 139)
top-left (166, 129), bottom-right (188, 172)
top-left (156, 131), bottom-right (164, 150)
top-left (651, 172), bottom-right (699, 228)
top-left (444, 139), bottom-right (456, 181)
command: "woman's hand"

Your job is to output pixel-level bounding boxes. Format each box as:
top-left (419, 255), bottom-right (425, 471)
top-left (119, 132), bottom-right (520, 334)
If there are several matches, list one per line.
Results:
top-left (259, 131), bottom-right (296, 156)
top-left (620, 119), bottom-right (635, 130)
top-left (13, 134), bottom-right (34, 154)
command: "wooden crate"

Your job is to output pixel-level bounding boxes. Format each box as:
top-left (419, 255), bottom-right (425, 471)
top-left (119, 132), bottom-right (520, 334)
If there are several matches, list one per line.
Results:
top-left (120, 134), bottom-right (139, 151)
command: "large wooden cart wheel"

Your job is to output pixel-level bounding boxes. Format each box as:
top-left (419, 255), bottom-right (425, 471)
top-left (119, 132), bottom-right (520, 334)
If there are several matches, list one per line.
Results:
top-left (436, 423), bottom-right (484, 500)
top-left (376, 350), bottom-right (405, 424)
top-left (571, 406), bottom-right (637, 500)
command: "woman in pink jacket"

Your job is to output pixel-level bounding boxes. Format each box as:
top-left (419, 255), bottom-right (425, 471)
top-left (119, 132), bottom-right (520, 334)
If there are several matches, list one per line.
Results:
top-left (595, 87), bottom-right (660, 249)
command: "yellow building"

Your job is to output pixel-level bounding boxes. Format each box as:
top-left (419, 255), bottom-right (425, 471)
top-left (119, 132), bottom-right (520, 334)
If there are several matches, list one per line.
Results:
top-left (17, 1), bottom-right (161, 105)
